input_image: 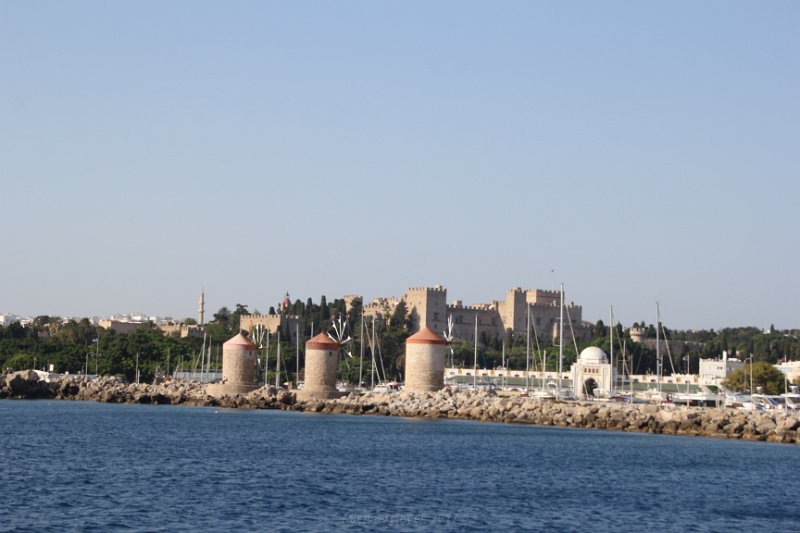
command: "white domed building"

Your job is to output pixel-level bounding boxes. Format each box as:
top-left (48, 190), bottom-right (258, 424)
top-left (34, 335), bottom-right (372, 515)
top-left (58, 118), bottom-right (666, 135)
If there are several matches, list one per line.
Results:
top-left (571, 346), bottom-right (614, 399)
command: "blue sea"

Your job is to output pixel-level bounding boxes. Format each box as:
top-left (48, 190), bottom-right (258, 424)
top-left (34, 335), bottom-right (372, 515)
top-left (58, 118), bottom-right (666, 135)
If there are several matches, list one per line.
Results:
top-left (1, 400), bottom-right (798, 532)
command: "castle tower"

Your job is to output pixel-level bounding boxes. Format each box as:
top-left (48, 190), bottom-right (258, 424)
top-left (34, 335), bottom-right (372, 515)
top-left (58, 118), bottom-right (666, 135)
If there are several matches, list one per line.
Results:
top-left (404, 327), bottom-right (447, 393)
top-left (297, 333), bottom-right (341, 401)
top-left (498, 288), bottom-right (527, 334)
top-left (198, 288), bottom-right (205, 326)
top-left (629, 326), bottom-right (647, 344)
top-left (207, 332), bottom-right (259, 398)
top-left (403, 285), bottom-right (447, 333)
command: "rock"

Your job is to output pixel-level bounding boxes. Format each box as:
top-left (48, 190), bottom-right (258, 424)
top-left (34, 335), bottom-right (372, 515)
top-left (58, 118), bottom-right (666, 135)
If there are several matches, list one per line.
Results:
top-left (277, 390), bottom-right (295, 405)
top-left (755, 419), bottom-right (777, 436)
top-left (777, 417), bottom-right (800, 432)
top-left (5, 370), bottom-right (54, 399)
top-left (152, 393), bottom-right (171, 405)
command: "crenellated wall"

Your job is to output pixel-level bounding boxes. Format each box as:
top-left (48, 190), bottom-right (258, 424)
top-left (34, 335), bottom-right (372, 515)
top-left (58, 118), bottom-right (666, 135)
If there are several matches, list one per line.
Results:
top-left (239, 314), bottom-right (303, 344)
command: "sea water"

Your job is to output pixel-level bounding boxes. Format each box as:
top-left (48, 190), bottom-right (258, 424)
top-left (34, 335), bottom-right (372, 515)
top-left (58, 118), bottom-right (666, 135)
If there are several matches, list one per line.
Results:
top-left (1, 400), bottom-right (798, 532)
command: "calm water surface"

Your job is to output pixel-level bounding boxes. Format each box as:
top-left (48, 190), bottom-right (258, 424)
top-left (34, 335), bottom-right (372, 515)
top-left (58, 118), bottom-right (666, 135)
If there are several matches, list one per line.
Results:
top-left (0, 400), bottom-right (798, 532)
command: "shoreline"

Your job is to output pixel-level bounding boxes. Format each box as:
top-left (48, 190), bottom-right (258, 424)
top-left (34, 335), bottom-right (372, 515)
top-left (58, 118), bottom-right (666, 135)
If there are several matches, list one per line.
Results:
top-left (3, 370), bottom-right (799, 445)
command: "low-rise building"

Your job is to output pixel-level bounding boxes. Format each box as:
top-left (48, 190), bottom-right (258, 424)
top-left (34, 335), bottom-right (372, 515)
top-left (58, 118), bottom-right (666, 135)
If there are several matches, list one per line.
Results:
top-left (775, 361), bottom-right (800, 384)
top-left (699, 352), bottom-right (745, 386)
top-left (98, 319), bottom-right (147, 335)
top-left (158, 323), bottom-right (205, 339)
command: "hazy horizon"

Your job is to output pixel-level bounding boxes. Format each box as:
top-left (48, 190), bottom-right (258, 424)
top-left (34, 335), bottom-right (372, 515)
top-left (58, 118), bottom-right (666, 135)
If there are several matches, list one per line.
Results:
top-left (2, 2), bottom-right (798, 331)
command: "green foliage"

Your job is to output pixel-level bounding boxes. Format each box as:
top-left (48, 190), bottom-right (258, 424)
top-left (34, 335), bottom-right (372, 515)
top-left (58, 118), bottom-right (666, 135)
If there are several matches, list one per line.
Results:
top-left (0, 320), bottom-right (205, 382)
top-left (390, 301), bottom-right (411, 330)
top-left (319, 295), bottom-right (329, 324)
top-left (593, 320), bottom-right (607, 338)
top-left (723, 362), bottom-right (787, 395)
top-left (346, 298), bottom-right (362, 335)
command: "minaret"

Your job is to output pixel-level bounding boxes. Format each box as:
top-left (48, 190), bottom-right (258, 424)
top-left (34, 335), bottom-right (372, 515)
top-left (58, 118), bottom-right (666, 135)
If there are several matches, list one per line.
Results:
top-left (198, 288), bottom-right (205, 325)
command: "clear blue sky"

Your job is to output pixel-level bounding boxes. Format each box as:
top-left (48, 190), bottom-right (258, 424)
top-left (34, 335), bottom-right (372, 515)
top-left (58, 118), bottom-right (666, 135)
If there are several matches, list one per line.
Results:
top-left (1, 1), bottom-right (798, 330)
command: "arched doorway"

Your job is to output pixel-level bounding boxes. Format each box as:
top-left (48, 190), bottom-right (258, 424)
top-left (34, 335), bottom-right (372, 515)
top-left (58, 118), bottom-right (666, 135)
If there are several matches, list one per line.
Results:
top-left (583, 378), bottom-right (598, 398)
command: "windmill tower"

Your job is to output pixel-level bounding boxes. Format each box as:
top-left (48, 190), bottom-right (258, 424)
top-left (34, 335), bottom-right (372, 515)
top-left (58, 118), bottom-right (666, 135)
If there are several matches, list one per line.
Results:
top-left (405, 327), bottom-right (447, 393)
top-left (198, 288), bottom-right (205, 326)
top-left (297, 333), bottom-right (341, 400)
top-left (207, 332), bottom-right (259, 398)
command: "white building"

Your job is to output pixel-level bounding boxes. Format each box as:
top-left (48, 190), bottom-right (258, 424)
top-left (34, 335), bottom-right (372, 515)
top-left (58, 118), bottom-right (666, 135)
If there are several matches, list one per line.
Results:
top-left (775, 361), bottom-right (800, 384)
top-left (570, 346), bottom-right (613, 398)
top-left (699, 352), bottom-right (744, 386)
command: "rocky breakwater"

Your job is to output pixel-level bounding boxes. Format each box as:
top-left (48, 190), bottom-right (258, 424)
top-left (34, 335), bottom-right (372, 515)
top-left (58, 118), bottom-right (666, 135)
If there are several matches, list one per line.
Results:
top-left (0, 370), bottom-right (297, 409)
top-left (291, 388), bottom-right (800, 445)
top-left (4, 371), bottom-right (800, 444)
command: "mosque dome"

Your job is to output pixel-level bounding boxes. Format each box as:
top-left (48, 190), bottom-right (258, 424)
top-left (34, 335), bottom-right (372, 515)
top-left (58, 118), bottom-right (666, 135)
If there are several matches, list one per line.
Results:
top-left (579, 346), bottom-right (609, 364)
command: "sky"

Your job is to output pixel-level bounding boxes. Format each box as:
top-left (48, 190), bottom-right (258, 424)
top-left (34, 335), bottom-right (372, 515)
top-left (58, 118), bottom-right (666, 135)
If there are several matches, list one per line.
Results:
top-left (1, 1), bottom-right (798, 330)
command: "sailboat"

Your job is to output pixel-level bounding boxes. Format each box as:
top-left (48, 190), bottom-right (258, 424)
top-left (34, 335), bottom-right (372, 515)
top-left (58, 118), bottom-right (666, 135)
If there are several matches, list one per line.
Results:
top-left (553, 283), bottom-right (578, 401)
top-left (364, 317), bottom-right (399, 393)
top-left (521, 305), bottom-right (530, 396)
top-left (530, 306), bottom-right (555, 400)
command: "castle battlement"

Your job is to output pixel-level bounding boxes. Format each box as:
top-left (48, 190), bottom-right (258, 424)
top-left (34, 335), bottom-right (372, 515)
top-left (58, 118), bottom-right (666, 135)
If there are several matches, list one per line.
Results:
top-left (526, 288), bottom-right (559, 295)
top-left (365, 297), bottom-right (399, 306)
top-left (447, 303), bottom-right (495, 312)
top-left (526, 299), bottom-right (580, 311)
top-left (406, 285), bottom-right (446, 293)
top-left (245, 313), bottom-right (302, 320)
top-left (528, 301), bottom-right (559, 308)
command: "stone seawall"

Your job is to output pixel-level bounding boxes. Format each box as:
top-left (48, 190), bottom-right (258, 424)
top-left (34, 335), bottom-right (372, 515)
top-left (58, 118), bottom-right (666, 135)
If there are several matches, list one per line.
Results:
top-left (2, 370), bottom-right (799, 444)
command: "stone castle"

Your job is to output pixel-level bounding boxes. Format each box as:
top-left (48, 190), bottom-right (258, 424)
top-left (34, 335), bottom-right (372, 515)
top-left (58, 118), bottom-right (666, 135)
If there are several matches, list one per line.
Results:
top-left (362, 285), bottom-right (589, 343)
top-left (239, 293), bottom-right (303, 344)
top-left (231, 286), bottom-right (588, 345)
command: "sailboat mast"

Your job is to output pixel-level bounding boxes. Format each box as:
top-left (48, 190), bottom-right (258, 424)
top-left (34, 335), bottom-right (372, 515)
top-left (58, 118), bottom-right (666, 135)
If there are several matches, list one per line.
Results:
top-left (656, 302), bottom-right (661, 394)
top-left (200, 330), bottom-right (207, 380)
top-left (542, 350), bottom-right (546, 389)
top-left (359, 318), bottom-right (364, 388)
top-left (204, 338), bottom-right (210, 380)
top-left (371, 317), bottom-right (376, 389)
top-left (501, 341), bottom-right (506, 390)
top-left (627, 340), bottom-right (633, 402)
top-left (526, 303), bottom-right (531, 392)
top-left (559, 283), bottom-right (564, 398)
top-left (610, 306), bottom-right (614, 394)
top-left (275, 330), bottom-right (281, 389)
top-left (265, 332), bottom-right (270, 386)
top-left (473, 315), bottom-right (478, 389)
top-left (295, 323), bottom-right (300, 389)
